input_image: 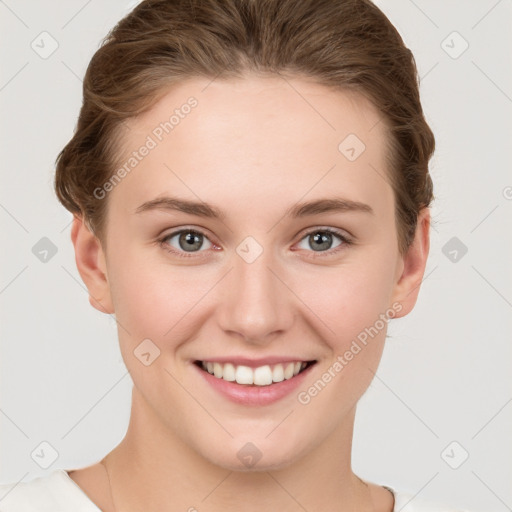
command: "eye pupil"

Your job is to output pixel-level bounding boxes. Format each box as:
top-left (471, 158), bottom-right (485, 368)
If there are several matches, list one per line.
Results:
top-left (310, 232), bottom-right (332, 251)
top-left (180, 231), bottom-right (202, 251)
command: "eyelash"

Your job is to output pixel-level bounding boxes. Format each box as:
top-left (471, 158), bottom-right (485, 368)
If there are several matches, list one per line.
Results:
top-left (157, 227), bottom-right (353, 259)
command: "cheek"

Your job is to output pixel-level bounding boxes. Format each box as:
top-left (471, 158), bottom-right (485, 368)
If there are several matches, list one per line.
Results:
top-left (107, 248), bottom-right (218, 344)
top-left (300, 257), bottom-right (396, 343)
top-left (107, 260), bottom-right (209, 391)
top-left (293, 261), bottom-right (396, 413)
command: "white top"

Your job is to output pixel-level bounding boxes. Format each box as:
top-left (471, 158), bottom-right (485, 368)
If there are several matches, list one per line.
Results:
top-left (0, 469), bottom-right (471, 512)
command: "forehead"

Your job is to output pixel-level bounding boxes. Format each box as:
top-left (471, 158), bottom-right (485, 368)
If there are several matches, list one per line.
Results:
top-left (108, 75), bottom-right (392, 218)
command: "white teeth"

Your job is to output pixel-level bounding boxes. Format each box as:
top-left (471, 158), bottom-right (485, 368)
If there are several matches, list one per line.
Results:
top-left (213, 362), bottom-right (223, 378)
top-left (222, 362), bottom-right (236, 381)
top-left (272, 364), bottom-right (284, 383)
top-left (284, 362), bottom-right (295, 380)
top-left (200, 360), bottom-right (310, 386)
top-left (254, 365), bottom-right (273, 386)
top-left (235, 365), bottom-right (254, 385)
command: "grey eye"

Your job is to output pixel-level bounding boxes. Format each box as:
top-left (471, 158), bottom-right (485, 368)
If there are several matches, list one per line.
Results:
top-left (297, 231), bottom-right (343, 252)
top-left (165, 230), bottom-right (213, 252)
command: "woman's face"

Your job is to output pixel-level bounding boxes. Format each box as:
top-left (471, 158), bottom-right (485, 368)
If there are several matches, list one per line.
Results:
top-left (80, 75), bottom-right (428, 471)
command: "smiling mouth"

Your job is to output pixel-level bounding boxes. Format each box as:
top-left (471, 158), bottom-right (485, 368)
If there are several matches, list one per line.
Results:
top-left (194, 360), bottom-right (317, 386)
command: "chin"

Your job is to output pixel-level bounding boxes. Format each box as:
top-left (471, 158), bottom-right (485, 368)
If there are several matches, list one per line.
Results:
top-left (199, 435), bottom-right (307, 473)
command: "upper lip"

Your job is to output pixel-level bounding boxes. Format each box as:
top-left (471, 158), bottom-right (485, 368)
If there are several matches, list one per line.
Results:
top-left (194, 357), bottom-right (317, 368)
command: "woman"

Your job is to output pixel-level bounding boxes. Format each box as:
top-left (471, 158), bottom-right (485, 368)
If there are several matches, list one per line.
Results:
top-left (0, 0), bottom-right (471, 510)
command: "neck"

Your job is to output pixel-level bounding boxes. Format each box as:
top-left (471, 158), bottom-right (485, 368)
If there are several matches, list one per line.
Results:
top-left (102, 387), bottom-right (373, 512)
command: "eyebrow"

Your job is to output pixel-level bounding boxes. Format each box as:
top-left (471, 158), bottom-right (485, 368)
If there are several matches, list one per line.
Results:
top-left (134, 196), bottom-right (374, 219)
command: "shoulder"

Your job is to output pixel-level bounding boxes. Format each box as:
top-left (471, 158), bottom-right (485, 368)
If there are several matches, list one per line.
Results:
top-left (0, 470), bottom-right (100, 512)
top-left (389, 487), bottom-right (472, 512)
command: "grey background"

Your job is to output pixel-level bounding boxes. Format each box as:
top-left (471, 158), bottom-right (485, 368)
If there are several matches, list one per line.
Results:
top-left (1, 1), bottom-right (511, 511)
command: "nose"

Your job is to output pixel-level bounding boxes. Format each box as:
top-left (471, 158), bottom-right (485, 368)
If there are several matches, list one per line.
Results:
top-left (216, 248), bottom-right (295, 346)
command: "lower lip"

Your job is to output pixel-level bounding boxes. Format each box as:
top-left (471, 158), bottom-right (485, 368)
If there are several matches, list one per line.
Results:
top-left (192, 362), bottom-right (316, 406)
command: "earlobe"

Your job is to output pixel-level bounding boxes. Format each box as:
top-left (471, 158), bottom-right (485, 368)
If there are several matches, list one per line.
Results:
top-left (70, 216), bottom-right (114, 315)
top-left (390, 208), bottom-right (431, 318)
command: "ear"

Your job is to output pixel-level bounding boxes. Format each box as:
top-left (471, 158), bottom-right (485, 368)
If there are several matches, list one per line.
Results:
top-left (70, 215), bottom-right (114, 315)
top-left (390, 208), bottom-right (431, 318)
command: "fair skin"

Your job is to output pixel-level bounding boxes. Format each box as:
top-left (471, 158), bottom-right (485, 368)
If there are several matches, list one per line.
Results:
top-left (68, 75), bottom-right (430, 512)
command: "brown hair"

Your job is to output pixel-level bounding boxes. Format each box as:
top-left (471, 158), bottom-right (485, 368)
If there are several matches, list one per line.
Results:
top-left (54, 0), bottom-right (435, 255)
